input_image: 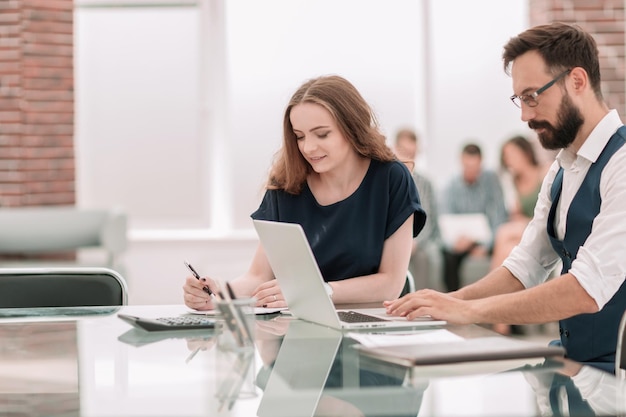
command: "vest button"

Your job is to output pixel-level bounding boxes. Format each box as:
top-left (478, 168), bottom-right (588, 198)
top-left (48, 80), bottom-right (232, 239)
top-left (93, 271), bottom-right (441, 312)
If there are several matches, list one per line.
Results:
top-left (559, 327), bottom-right (563, 335)
top-left (564, 330), bottom-right (570, 337)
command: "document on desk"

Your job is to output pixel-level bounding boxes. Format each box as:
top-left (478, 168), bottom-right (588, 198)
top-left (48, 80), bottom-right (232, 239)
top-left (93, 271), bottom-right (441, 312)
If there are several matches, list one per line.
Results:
top-left (348, 328), bottom-right (464, 347)
top-left (354, 336), bottom-right (565, 367)
top-left (188, 307), bottom-right (286, 316)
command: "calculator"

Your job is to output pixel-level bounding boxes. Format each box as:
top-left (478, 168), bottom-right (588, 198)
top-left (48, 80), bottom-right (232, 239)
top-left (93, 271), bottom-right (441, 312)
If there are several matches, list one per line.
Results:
top-left (118, 313), bottom-right (216, 331)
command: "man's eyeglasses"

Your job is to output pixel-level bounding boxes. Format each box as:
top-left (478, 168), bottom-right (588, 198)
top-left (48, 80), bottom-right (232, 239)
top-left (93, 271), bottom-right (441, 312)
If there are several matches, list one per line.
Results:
top-left (510, 69), bottom-right (571, 108)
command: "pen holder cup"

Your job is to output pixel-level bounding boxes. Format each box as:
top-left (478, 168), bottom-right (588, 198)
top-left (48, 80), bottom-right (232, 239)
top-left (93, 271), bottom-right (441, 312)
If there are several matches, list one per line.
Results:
top-left (215, 348), bottom-right (258, 407)
top-left (215, 297), bottom-right (256, 353)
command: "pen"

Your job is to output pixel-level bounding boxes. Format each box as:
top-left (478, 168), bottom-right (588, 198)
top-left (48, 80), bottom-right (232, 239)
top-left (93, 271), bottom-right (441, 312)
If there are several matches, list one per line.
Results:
top-left (184, 260), bottom-right (213, 296)
top-left (226, 282), bottom-right (237, 300)
top-left (214, 282), bottom-right (246, 346)
top-left (224, 282), bottom-right (253, 346)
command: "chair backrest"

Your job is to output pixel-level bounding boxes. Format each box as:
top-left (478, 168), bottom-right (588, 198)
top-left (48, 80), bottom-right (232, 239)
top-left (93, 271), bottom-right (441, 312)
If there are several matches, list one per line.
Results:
top-left (616, 309), bottom-right (626, 379)
top-left (0, 267), bottom-right (129, 308)
top-left (399, 270), bottom-right (416, 297)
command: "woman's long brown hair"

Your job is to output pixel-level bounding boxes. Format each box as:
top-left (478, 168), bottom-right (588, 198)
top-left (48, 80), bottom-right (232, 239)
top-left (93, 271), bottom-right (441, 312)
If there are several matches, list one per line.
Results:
top-left (267, 75), bottom-right (395, 194)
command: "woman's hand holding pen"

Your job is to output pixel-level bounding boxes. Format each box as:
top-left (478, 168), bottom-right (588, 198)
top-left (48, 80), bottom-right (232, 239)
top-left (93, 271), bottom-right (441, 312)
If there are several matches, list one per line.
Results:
top-left (183, 261), bottom-right (221, 311)
top-left (251, 279), bottom-right (287, 308)
top-left (182, 261), bottom-right (288, 310)
top-left (183, 275), bottom-right (219, 311)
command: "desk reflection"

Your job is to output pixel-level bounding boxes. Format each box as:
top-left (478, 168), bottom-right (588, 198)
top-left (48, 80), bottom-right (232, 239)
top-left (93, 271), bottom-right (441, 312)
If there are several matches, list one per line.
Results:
top-left (0, 321), bottom-right (79, 417)
top-left (256, 318), bottom-right (423, 417)
top-left (1, 305), bottom-right (626, 417)
top-left (524, 358), bottom-right (625, 417)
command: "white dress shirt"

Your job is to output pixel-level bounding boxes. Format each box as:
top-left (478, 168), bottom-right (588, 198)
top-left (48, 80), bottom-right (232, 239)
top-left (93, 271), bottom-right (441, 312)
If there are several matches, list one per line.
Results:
top-left (503, 110), bottom-right (626, 309)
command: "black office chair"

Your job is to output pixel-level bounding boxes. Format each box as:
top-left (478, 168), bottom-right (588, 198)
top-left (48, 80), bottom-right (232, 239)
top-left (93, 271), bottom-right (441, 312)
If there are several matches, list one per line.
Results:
top-left (616, 310), bottom-right (626, 379)
top-left (0, 267), bottom-right (128, 308)
top-left (399, 270), bottom-right (417, 297)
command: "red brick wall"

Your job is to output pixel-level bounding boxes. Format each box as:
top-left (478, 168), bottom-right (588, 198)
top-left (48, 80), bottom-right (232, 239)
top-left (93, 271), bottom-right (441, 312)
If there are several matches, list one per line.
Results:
top-left (529, 0), bottom-right (626, 122)
top-left (0, 0), bottom-right (75, 208)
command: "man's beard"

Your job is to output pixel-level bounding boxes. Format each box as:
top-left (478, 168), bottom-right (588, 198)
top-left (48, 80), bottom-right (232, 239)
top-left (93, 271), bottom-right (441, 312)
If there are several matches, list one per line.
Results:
top-left (528, 93), bottom-right (583, 150)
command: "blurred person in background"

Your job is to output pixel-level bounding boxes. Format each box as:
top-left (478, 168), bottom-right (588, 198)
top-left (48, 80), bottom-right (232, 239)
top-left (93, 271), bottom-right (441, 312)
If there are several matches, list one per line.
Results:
top-left (439, 142), bottom-right (508, 292)
top-left (492, 135), bottom-right (546, 272)
top-left (491, 135), bottom-right (547, 334)
top-left (394, 128), bottom-right (444, 292)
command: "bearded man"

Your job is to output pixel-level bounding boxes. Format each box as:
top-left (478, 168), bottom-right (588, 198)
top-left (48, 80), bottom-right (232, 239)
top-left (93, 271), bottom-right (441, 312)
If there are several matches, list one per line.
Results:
top-left (385, 22), bottom-right (626, 375)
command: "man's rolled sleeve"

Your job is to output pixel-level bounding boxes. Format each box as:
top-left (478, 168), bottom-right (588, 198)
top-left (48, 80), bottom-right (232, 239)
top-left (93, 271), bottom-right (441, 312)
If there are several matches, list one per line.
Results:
top-left (502, 245), bottom-right (552, 289)
top-left (569, 246), bottom-right (625, 310)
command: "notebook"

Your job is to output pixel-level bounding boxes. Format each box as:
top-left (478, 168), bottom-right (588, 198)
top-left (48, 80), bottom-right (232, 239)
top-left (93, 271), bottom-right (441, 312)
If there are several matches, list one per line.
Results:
top-left (252, 219), bottom-right (446, 330)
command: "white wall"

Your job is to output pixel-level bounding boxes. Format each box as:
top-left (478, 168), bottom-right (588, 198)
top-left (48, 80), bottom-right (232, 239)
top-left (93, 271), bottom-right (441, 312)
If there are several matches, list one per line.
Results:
top-left (74, 0), bottom-right (531, 304)
top-left (426, 0), bottom-right (532, 188)
top-left (225, 0), bottom-right (429, 229)
top-left (75, 5), bottom-right (205, 230)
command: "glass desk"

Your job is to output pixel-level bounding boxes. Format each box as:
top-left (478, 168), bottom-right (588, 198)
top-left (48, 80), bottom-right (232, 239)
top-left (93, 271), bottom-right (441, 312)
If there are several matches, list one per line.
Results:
top-left (1, 304), bottom-right (625, 417)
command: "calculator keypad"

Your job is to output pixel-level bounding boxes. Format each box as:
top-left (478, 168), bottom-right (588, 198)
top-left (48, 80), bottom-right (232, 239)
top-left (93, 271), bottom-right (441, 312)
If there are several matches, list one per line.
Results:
top-left (156, 316), bottom-right (214, 326)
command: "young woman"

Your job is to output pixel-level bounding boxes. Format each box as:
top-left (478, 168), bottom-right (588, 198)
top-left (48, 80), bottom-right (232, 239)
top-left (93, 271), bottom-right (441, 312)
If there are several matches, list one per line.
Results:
top-left (490, 135), bottom-right (546, 273)
top-left (491, 135), bottom-right (546, 335)
top-left (183, 75), bottom-right (425, 311)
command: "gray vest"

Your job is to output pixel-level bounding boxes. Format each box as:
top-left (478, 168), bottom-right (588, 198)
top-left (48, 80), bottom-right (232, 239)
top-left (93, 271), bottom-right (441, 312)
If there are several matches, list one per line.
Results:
top-left (548, 126), bottom-right (626, 372)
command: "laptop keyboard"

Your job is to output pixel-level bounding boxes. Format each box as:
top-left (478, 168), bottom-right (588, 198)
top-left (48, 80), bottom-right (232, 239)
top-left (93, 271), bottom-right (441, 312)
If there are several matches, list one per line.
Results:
top-left (338, 310), bottom-right (389, 323)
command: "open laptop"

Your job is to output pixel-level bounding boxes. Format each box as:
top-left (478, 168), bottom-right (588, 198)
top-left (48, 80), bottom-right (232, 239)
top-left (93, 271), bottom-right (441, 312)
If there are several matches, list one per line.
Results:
top-left (252, 219), bottom-right (446, 330)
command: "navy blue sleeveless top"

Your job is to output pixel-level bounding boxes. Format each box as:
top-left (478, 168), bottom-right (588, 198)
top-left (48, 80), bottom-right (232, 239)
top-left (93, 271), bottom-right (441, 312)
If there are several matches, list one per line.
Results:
top-left (251, 159), bottom-right (426, 282)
